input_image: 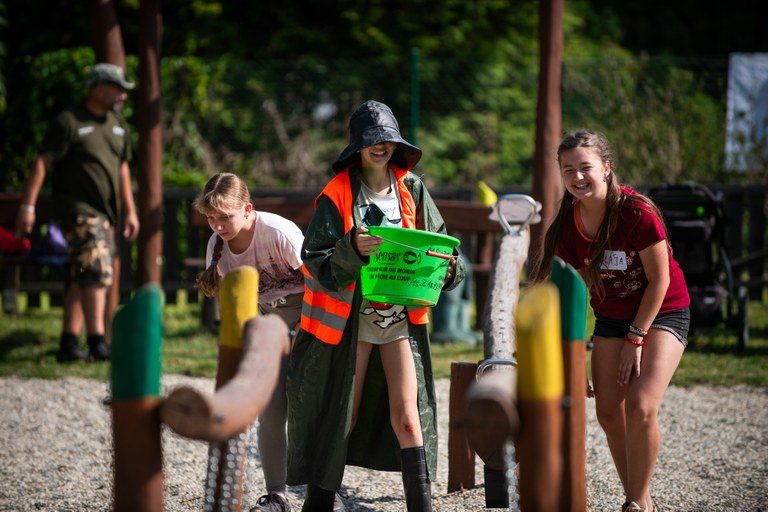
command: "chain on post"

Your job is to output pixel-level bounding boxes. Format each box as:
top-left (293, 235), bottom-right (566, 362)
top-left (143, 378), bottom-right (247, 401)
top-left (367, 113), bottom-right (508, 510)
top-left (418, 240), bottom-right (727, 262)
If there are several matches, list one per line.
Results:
top-left (243, 422), bottom-right (260, 508)
top-left (201, 432), bottom-right (246, 512)
top-left (204, 442), bottom-right (222, 512)
top-left (504, 439), bottom-right (520, 512)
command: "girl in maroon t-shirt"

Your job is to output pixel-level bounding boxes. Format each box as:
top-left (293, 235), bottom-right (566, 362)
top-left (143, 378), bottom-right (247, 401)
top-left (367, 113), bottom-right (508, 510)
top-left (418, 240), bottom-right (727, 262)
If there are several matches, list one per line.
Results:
top-left (530, 130), bottom-right (690, 512)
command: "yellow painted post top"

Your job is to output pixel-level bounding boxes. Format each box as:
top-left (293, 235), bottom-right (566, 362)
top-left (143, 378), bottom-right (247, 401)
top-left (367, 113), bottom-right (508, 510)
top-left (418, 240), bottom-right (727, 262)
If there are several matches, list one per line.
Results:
top-left (218, 266), bottom-right (259, 349)
top-left (516, 283), bottom-right (564, 400)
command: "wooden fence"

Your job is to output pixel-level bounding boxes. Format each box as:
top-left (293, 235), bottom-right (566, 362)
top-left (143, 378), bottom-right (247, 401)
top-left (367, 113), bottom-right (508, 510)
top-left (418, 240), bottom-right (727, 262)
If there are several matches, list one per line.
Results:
top-left (1, 184), bottom-right (766, 317)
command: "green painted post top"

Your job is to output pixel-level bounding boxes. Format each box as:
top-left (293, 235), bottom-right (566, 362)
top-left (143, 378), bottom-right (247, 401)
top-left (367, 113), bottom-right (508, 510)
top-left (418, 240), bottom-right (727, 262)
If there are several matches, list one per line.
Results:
top-left (550, 257), bottom-right (588, 342)
top-left (110, 284), bottom-right (164, 400)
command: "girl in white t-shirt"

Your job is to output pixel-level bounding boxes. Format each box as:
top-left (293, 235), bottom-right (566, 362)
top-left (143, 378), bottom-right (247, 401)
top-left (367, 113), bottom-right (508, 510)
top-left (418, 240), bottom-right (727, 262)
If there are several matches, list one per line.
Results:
top-left (193, 172), bottom-right (303, 512)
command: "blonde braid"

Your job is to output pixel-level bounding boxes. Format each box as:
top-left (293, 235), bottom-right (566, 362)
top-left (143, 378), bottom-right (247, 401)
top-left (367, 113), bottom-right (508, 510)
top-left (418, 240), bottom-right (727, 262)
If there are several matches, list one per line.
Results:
top-left (195, 235), bottom-right (224, 298)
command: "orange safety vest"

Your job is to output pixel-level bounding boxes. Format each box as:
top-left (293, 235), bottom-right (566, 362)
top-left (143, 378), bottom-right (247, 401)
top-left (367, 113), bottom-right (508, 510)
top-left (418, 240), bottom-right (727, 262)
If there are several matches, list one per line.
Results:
top-left (300, 166), bottom-right (430, 345)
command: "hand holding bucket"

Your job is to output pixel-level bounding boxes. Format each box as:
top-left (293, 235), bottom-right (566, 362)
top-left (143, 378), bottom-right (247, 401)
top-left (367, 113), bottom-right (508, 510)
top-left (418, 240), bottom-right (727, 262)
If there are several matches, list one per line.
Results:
top-left (359, 226), bottom-right (460, 306)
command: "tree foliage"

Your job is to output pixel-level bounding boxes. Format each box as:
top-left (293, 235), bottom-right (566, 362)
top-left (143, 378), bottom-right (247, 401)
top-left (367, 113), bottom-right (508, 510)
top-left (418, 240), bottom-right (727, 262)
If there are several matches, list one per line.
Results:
top-left (0, 0), bottom-right (762, 191)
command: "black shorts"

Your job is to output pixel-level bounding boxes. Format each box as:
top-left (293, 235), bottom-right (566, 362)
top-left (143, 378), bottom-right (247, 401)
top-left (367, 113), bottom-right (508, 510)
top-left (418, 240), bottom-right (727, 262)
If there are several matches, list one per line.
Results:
top-left (592, 307), bottom-right (690, 347)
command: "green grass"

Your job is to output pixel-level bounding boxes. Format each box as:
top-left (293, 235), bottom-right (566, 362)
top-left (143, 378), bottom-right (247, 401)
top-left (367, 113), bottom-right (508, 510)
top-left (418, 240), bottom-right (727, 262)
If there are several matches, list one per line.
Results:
top-left (0, 292), bottom-right (220, 380)
top-left (1, 293), bottom-right (766, 387)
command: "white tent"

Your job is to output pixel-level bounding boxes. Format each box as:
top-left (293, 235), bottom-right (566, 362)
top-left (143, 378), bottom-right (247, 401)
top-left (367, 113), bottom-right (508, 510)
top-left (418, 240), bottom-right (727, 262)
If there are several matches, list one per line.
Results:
top-left (725, 53), bottom-right (768, 171)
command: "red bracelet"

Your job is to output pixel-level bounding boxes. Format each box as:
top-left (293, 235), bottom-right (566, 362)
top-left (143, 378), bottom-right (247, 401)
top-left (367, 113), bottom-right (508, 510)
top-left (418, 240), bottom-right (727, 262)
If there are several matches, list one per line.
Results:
top-left (624, 334), bottom-right (645, 346)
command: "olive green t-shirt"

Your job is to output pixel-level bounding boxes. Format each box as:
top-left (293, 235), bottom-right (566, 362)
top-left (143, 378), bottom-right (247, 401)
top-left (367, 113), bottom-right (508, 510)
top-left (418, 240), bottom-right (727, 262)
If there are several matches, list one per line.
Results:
top-left (40, 103), bottom-right (132, 226)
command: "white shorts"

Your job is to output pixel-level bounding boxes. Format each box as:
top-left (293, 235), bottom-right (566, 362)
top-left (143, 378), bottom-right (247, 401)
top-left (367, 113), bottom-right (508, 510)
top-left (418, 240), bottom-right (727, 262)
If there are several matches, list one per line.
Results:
top-left (357, 300), bottom-right (410, 345)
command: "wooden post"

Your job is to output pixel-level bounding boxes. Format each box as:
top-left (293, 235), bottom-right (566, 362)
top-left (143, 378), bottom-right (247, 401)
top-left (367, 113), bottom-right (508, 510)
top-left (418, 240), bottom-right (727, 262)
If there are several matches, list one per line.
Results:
top-left (212, 266), bottom-right (259, 510)
top-left (516, 283), bottom-right (564, 512)
top-left (111, 284), bottom-right (164, 512)
top-left (448, 361), bottom-right (478, 492)
top-left (530, 0), bottom-right (564, 264)
top-left (135, 0), bottom-right (163, 286)
top-left (88, 0), bottom-right (127, 67)
top-left (87, 0), bottom-right (127, 344)
top-left (551, 258), bottom-right (588, 512)
top-left (747, 187), bottom-right (766, 300)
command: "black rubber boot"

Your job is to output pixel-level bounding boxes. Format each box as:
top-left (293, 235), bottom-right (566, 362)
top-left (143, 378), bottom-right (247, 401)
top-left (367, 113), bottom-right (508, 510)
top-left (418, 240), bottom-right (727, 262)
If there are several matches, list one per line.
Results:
top-left (484, 464), bottom-right (510, 508)
top-left (401, 446), bottom-right (432, 512)
top-left (87, 334), bottom-right (110, 362)
top-left (56, 332), bottom-right (87, 363)
top-left (301, 484), bottom-right (339, 512)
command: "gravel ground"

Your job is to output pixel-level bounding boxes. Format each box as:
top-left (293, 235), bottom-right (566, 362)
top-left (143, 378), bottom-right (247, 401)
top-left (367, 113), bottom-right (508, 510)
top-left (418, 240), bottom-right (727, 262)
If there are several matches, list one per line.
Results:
top-left (1, 376), bottom-right (766, 511)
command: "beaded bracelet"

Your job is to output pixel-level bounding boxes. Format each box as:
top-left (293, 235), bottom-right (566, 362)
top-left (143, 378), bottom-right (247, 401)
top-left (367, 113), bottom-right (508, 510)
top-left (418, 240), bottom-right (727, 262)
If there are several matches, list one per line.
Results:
top-left (628, 324), bottom-right (648, 337)
top-left (624, 334), bottom-right (645, 346)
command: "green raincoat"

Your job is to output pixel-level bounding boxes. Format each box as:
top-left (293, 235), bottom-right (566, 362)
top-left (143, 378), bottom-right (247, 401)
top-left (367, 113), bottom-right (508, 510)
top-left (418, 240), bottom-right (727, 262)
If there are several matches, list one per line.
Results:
top-left (286, 165), bottom-right (466, 491)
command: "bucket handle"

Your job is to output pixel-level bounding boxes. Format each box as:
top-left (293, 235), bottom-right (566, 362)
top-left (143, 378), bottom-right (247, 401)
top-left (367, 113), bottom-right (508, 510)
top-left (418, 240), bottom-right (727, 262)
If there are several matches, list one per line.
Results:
top-left (373, 235), bottom-right (454, 260)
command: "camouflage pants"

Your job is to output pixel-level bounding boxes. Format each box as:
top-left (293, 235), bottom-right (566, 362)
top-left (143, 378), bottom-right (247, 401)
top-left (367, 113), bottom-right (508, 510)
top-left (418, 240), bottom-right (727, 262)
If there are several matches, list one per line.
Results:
top-left (61, 215), bottom-right (115, 287)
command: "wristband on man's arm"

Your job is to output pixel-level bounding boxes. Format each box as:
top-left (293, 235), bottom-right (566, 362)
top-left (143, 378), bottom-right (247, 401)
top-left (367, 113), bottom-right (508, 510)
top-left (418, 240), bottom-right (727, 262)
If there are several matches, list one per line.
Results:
top-left (19, 204), bottom-right (35, 213)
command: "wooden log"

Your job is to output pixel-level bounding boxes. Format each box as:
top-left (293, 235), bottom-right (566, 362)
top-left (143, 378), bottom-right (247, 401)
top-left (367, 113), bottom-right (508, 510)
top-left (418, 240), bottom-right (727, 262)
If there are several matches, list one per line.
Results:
top-left (516, 283), bottom-right (564, 512)
top-left (463, 370), bottom-right (519, 471)
top-left (110, 284), bottom-right (164, 512)
top-left (462, 211), bottom-right (532, 507)
top-left (551, 258), bottom-right (588, 512)
top-left (447, 361), bottom-right (478, 492)
top-left (482, 230), bottom-right (529, 361)
top-left (161, 314), bottom-right (289, 441)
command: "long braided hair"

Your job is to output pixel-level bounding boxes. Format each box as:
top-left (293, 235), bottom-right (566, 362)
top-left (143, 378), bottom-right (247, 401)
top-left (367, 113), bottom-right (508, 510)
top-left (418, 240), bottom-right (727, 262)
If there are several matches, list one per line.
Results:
top-left (529, 130), bottom-right (669, 299)
top-left (192, 172), bottom-right (251, 298)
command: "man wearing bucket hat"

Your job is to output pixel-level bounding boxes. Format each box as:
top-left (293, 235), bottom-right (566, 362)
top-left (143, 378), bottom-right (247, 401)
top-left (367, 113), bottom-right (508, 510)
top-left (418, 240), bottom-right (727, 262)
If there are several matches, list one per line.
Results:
top-left (16, 63), bottom-right (139, 363)
top-left (287, 100), bottom-right (466, 512)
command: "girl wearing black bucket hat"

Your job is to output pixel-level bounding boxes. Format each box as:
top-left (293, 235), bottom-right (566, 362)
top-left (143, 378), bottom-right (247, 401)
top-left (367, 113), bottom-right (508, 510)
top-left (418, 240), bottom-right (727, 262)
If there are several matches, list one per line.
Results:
top-left (286, 101), bottom-right (466, 512)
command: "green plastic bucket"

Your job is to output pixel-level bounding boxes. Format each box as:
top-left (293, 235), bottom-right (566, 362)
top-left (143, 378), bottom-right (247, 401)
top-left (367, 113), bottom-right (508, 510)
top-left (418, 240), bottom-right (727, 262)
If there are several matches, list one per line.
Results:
top-left (361, 226), bottom-right (460, 306)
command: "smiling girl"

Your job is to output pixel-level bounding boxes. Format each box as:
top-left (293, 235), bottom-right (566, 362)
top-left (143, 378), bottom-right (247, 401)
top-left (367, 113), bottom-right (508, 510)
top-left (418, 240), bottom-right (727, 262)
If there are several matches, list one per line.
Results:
top-left (530, 130), bottom-right (690, 512)
top-left (287, 100), bottom-right (464, 512)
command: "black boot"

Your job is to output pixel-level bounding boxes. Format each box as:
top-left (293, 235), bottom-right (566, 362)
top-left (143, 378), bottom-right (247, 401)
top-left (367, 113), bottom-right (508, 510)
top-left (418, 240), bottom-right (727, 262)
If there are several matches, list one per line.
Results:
top-left (301, 484), bottom-right (342, 512)
top-left (56, 332), bottom-right (87, 363)
top-left (87, 334), bottom-right (110, 362)
top-left (401, 446), bottom-right (432, 512)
